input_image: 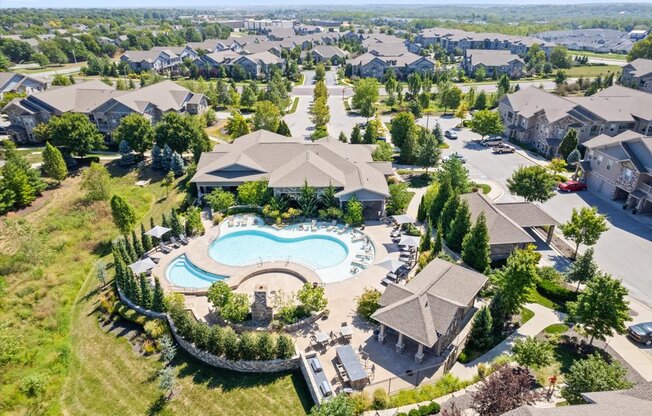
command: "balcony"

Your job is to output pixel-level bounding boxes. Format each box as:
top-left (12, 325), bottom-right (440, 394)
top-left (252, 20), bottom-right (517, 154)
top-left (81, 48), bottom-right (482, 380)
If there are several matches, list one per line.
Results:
top-left (638, 182), bottom-right (652, 197)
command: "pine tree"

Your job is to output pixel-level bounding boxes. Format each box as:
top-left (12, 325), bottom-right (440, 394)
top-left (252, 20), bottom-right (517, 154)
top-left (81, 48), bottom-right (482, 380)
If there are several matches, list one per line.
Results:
top-left (151, 143), bottom-right (163, 170)
top-left (124, 234), bottom-right (137, 262)
top-left (132, 229), bottom-right (144, 258)
top-left (417, 196), bottom-right (426, 223)
top-left (140, 223), bottom-right (152, 252)
top-left (161, 213), bottom-right (170, 229)
top-left (566, 247), bottom-right (598, 291)
top-left (139, 274), bottom-right (153, 309)
top-left (447, 200), bottom-right (471, 253)
top-left (129, 271), bottom-right (141, 305)
top-left (117, 239), bottom-right (132, 265)
top-left (119, 140), bottom-right (135, 165)
top-left (41, 142), bottom-right (67, 184)
top-left (467, 306), bottom-right (493, 351)
top-left (350, 125), bottom-right (363, 144)
top-left (276, 119), bottom-right (291, 137)
top-left (420, 225), bottom-right (433, 251)
top-left (429, 178), bottom-right (452, 227)
top-left (338, 131), bottom-right (348, 143)
top-left (114, 256), bottom-right (126, 291)
top-left (433, 222), bottom-right (443, 255)
top-left (161, 144), bottom-right (173, 172)
top-left (462, 213), bottom-right (491, 272)
top-left (558, 129), bottom-right (578, 160)
top-left (440, 193), bottom-right (460, 236)
top-left (150, 217), bottom-right (156, 230)
top-left (171, 152), bottom-right (185, 177)
top-left (152, 277), bottom-right (166, 312)
top-left (169, 210), bottom-right (182, 236)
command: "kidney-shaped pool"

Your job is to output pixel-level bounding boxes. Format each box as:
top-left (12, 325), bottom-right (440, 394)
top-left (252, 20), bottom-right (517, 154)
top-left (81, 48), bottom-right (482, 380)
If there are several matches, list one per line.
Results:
top-left (208, 229), bottom-right (349, 269)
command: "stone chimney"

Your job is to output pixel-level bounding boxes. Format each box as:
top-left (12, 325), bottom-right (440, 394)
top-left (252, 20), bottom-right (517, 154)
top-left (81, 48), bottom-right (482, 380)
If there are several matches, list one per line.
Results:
top-left (251, 284), bottom-right (273, 323)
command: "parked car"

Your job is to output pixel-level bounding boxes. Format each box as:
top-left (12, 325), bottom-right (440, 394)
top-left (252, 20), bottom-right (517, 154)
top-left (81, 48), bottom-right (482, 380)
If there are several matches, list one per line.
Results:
top-left (558, 180), bottom-right (587, 192)
top-left (444, 130), bottom-right (458, 139)
top-left (493, 143), bottom-right (515, 154)
top-left (480, 136), bottom-right (503, 147)
top-left (628, 322), bottom-right (652, 346)
top-left (447, 152), bottom-right (466, 164)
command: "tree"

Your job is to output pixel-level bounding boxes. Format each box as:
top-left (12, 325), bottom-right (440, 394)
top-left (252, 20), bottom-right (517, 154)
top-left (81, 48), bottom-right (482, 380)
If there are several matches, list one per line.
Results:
top-left (399, 128), bottom-right (417, 164)
top-left (309, 394), bottom-right (354, 416)
top-left (554, 70), bottom-right (568, 87)
top-left (512, 337), bottom-right (554, 369)
top-left (421, 224), bottom-right (433, 251)
top-left (454, 102), bottom-right (469, 120)
top-left (471, 365), bottom-right (540, 416)
top-left (562, 353), bottom-right (632, 404)
top-left (158, 366), bottom-right (176, 400)
top-left (162, 145), bottom-right (174, 173)
top-left (408, 100), bottom-right (423, 119)
top-left (41, 142), bottom-right (67, 184)
top-left (462, 212), bottom-right (491, 272)
top-left (276, 119), bottom-right (291, 137)
top-left (433, 223), bottom-right (443, 255)
top-left (558, 129), bottom-right (578, 160)
top-left (407, 72), bottom-right (422, 97)
top-left (467, 306), bottom-right (493, 351)
top-left (113, 113), bottom-right (154, 155)
top-left (474, 90), bottom-right (488, 110)
top-left (446, 199), bottom-right (471, 253)
top-left (309, 96), bottom-right (330, 128)
top-left (352, 78), bottom-right (379, 118)
top-left (387, 183), bottom-right (412, 215)
top-left (119, 140), bottom-right (135, 166)
top-left (492, 246), bottom-right (541, 321)
top-left (1, 146), bottom-right (44, 208)
top-left (548, 158), bottom-right (567, 177)
top-left (550, 45), bottom-right (572, 69)
top-left (567, 148), bottom-right (581, 165)
top-left (372, 141), bottom-right (393, 161)
top-left (110, 194), bottom-right (137, 233)
top-left (440, 193), bottom-right (460, 237)
top-left (225, 110), bottom-right (251, 139)
top-left (314, 63), bottom-right (326, 81)
top-left (220, 293), bottom-right (250, 322)
top-left (344, 196), bottom-right (363, 226)
top-left (162, 171), bottom-right (174, 197)
top-left (338, 131), bottom-right (348, 143)
top-left (151, 144), bottom-right (163, 170)
top-left (433, 122), bottom-right (444, 144)
top-left (237, 179), bottom-right (270, 206)
top-left (507, 166), bottom-right (557, 203)
top-left (350, 125), bottom-right (363, 144)
top-left (171, 152), bottom-right (185, 177)
top-left (276, 334), bottom-right (295, 359)
top-left (297, 283), bottom-right (328, 312)
top-left (141, 223), bottom-right (152, 252)
top-left (297, 181), bottom-right (318, 217)
top-left (252, 101), bottom-right (281, 132)
top-left (390, 112), bottom-right (417, 149)
top-left (566, 273), bottom-right (630, 344)
top-left (207, 281), bottom-right (232, 309)
top-left (205, 188), bottom-right (235, 212)
top-left (628, 34), bottom-right (652, 61)
top-left (469, 109), bottom-right (504, 141)
top-left (497, 74), bottom-right (510, 96)
top-left (45, 113), bottom-right (103, 156)
top-left (81, 162), bottom-right (111, 201)
top-left (240, 83), bottom-right (257, 109)
top-left (416, 131), bottom-right (440, 173)
top-left (155, 112), bottom-right (205, 154)
top-left (566, 247), bottom-right (598, 291)
top-left (440, 85), bottom-right (462, 114)
top-left (429, 178), bottom-right (452, 227)
top-left (560, 207), bottom-right (609, 259)
top-left (363, 118), bottom-right (382, 144)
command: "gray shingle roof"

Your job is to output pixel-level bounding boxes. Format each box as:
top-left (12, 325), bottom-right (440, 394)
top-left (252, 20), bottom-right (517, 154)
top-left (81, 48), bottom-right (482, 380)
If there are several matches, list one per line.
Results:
top-left (465, 49), bottom-right (524, 67)
top-left (494, 202), bottom-right (559, 228)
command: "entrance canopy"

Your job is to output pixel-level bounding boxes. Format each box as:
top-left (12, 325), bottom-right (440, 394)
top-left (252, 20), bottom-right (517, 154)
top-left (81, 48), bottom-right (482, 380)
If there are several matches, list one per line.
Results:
top-left (392, 214), bottom-right (415, 225)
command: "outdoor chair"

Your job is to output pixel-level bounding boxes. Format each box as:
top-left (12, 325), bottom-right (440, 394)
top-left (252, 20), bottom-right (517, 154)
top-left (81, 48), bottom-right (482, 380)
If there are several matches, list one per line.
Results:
top-left (159, 242), bottom-right (171, 254)
top-left (178, 234), bottom-right (189, 245)
top-left (326, 220), bottom-right (337, 232)
top-left (338, 224), bottom-right (350, 235)
top-left (169, 237), bottom-right (180, 248)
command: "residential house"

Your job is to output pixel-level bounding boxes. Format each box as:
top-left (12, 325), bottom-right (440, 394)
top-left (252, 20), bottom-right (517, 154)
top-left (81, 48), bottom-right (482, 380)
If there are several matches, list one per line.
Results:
top-left (621, 58), bottom-right (652, 93)
top-left (191, 130), bottom-right (392, 220)
top-left (534, 28), bottom-right (634, 54)
top-left (2, 80), bottom-right (206, 143)
top-left (460, 192), bottom-right (558, 260)
top-left (350, 51), bottom-right (435, 80)
top-left (504, 381), bottom-right (652, 416)
top-left (120, 48), bottom-right (181, 72)
top-left (0, 72), bottom-right (48, 98)
top-left (371, 258), bottom-right (487, 362)
top-left (462, 49), bottom-right (525, 79)
top-left (233, 52), bottom-right (285, 79)
top-left (498, 86), bottom-right (652, 156)
top-left (307, 45), bottom-right (347, 64)
top-left (576, 131), bottom-right (652, 214)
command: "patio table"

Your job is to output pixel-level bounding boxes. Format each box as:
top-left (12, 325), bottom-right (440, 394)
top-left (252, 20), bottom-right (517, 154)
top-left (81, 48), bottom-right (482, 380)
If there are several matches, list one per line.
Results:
top-left (340, 325), bottom-right (353, 339)
top-left (315, 331), bottom-right (330, 345)
top-left (336, 344), bottom-right (369, 389)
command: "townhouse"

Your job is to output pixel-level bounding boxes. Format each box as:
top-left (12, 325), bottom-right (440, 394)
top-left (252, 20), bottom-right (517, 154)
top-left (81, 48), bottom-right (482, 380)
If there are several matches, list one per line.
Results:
top-left (0, 72), bottom-right (48, 98)
top-left (498, 85), bottom-right (652, 156)
top-left (621, 58), bottom-right (652, 93)
top-left (2, 80), bottom-right (207, 143)
top-left (462, 49), bottom-right (525, 79)
top-left (350, 51), bottom-right (436, 80)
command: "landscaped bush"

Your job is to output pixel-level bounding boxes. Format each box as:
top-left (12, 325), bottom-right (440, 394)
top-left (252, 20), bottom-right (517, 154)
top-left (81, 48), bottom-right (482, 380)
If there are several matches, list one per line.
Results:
top-left (219, 293), bottom-right (250, 323)
top-left (297, 283), bottom-right (328, 313)
top-left (389, 374), bottom-right (471, 408)
top-left (536, 279), bottom-right (578, 304)
top-left (371, 388), bottom-right (390, 410)
top-left (418, 402), bottom-right (441, 415)
top-left (356, 288), bottom-right (381, 321)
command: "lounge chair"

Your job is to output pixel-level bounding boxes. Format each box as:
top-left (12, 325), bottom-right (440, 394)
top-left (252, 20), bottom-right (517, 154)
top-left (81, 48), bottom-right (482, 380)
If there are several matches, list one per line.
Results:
top-left (159, 242), bottom-right (171, 254)
top-left (326, 220), bottom-right (337, 232)
top-left (338, 224), bottom-right (350, 235)
top-left (386, 272), bottom-right (398, 281)
top-left (169, 237), bottom-right (181, 248)
top-left (311, 220), bottom-right (317, 232)
top-left (350, 266), bottom-right (359, 274)
top-left (227, 218), bottom-right (234, 227)
top-left (178, 234), bottom-right (189, 245)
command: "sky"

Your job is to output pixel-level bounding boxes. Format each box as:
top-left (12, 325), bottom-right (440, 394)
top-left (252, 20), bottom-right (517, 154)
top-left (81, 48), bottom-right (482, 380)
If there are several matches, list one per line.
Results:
top-left (2, 0), bottom-right (652, 9)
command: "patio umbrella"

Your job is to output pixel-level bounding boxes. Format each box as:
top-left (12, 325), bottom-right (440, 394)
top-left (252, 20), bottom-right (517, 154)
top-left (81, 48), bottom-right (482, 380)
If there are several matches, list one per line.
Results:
top-left (398, 235), bottom-right (420, 247)
top-left (128, 257), bottom-right (156, 275)
top-left (145, 225), bottom-right (171, 239)
top-left (392, 214), bottom-right (415, 225)
top-left (376, 258), bottom-right (405, 273)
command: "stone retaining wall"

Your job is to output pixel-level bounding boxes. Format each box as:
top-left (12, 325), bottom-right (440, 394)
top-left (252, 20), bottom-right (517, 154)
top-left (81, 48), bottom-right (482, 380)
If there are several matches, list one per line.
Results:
top-left (117, 287), bottom-right (167, 320)
top-left (211, 309), bottom-right (327, 334)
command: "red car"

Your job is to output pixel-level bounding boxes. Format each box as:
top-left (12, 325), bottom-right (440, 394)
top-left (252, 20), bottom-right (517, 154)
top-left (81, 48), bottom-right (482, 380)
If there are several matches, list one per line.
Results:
top-left (558, 180), bottom-right (587, 192)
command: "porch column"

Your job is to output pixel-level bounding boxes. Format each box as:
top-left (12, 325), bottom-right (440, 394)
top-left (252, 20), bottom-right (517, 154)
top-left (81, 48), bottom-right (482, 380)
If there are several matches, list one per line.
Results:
top-left (415, 344), bottom-right (425, 363)
top-left (546, 225), bottom-right (555, 244)
top-left (378, 324), bottom-right (386, 343)
top-left (395, 332), bottom-right (405, 353)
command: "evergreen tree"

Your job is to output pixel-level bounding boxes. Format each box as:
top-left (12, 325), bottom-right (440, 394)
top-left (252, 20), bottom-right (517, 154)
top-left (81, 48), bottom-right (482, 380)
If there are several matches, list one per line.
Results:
top-left (429, 178), bottom-right (452, 227)
top-left (131, 229), bottom-right (144, 258)
top-left (420, 225), bottom-right (433, 251)
top-left (139, 274), bottom-right (153, 309)
top-left (171, 152), bottom-right (185, 177)
top-left (338, 131), bottom-right (348, 143)
top-left (161, 213), bottom-right (170, 229)
top-left (566, 247), bottom-right (598, 291)
top-left (350, 125), bottom-right (363, 144)
top-left (567, 148), bottom-right (581, 165)
top-left (462, 213), bottom-right (491, 272)
top-left (150, 217), bottom-right (156, 230)
top-left (152, 277), bottom-right (166, 312)
top-left (433, 122), bottom-right (444, 144)
top-left (119, 140), bottom-right (135, 165)
top-left (162, 144), bottom-right (173, 172)
top-left (440, 193), bottom-right (460, 236)
top-left (41, 142), bottom-right (67, 184)
top-left (447, 200), bottom-right (471, 253)
top-left (276, 119), bottom-right (291, 137)
top-left (141, 223), bottom-right (153, 252)
top-left (129, 271), bottom-right (141, 305)
top-left (151, 144), bottom-right (163, 170)
top-left (124, 234), bottom-right (137, 262)
top-left (558, 129), bottom-right (578, 160)
top-left (467, 306), bottom-right (493, 351)
top-left (169, 210), bottom-right (183, 236)
top-left (433, 222), bottom-right (443, 255)
top-left (111, 194), bottom-right (137, 233)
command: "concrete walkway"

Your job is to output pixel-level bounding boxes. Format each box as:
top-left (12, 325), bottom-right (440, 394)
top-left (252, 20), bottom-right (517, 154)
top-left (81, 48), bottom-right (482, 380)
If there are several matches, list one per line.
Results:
top-left (406, 186), bottom-right (428, 224)
top-left (450, 303), bottom-right (564, 380)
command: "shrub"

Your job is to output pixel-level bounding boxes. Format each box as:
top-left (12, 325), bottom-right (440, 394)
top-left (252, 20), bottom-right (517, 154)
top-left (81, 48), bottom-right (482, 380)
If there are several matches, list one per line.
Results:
top-left (297, 283), bottom-right (327, 313)
top-left (276, 334), bottom-right (295, 359)
top-left (256, 332), bottom-right (277, 360)
top-left (220, 293), bottom-right (250, 323)
top-left (207, 281), bottom-right (232, 309)
top-left (349, 392), bottom-right (372, 415)
top-left (205, 188), bottom-right (235, 212)
top-left (222, 327), bottom-right (240, 360)
top-left (144, 320), bottom-right (166, 339)
top-left (419, 402), bottom-right (441, 415)
top-left (239, 331), bottom-right (258, 360)
top-left (208, 326), bottom-right (225, 356)
top-left (409, 409), bottom-right (421, 416)
top-left (356, 288), bottom-right (381, 321)
top-left (537, 279), bottom-right (578, 304)
top-left (372, 388), bottom-right (390, 410)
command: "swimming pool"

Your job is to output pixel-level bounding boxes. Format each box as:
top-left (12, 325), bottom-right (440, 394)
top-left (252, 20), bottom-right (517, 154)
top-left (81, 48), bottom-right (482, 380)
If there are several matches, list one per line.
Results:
top-left (166, 255), bottom-right (228, 288)
top-left (208, 229), bottom-right (349, 270)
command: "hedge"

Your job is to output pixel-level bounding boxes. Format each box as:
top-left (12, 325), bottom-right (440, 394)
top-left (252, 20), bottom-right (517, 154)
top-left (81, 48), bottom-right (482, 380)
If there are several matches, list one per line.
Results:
top-left (536, 279), bottom-right (578, 304)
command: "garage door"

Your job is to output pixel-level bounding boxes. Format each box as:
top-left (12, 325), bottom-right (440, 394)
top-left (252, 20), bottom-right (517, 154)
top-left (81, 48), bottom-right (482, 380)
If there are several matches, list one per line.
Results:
top-left (586, 174), bottom-right (615, 198)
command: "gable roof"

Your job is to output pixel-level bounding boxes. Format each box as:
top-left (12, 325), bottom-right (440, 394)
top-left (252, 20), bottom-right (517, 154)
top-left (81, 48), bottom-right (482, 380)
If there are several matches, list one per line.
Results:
top-left (465, 49), bottom-right (524, 67)
top-left (569, 85), bottom-right (652, 123)
top-left (6, 80), bottom-right (118, 114)
top-left (95, 80), bottom-right (203, 114)
top-left (0, 72), bottom-right (48, 93)
top-left (372, 259), bottom-right (487, 347)
top-left (584, 130), bottom-right (652, 173)
top-left (624, 58), bottom-right (652, 78)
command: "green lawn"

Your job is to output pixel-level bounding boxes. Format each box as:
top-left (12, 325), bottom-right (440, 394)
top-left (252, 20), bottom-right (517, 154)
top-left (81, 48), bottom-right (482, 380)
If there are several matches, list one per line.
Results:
top-left (520, 307), bottom-right (535, 325)
top-left (544, 323), bottom-right (570, 335)
top-left (565, 65), bottom-right (622, 78)
top-left (571, 51), bottom-right (628, 61)
top-left (0, 164), bottom-right (310, 415)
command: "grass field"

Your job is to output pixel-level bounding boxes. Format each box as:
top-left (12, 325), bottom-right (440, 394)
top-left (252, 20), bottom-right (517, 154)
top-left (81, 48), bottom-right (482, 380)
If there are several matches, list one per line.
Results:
top-left (0, 163), bottom-right (310, 415)
top-left (571, 51), bottom-right (628, 61)
top-left (565, 65), bottom-right (622, 78)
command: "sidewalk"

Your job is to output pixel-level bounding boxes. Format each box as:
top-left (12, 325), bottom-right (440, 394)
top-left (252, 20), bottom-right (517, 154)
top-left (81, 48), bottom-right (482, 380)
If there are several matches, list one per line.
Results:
top-left (607, 296), bottom-right (652, 381)
top-left (449, 303), bottom-right (564, 380)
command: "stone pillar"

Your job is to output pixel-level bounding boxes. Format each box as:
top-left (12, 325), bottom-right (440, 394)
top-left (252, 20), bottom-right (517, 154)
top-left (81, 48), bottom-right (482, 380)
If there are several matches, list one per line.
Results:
top-left (378, 324), bottom-right (386, 343)
top-left (546, 225), bottom-right (555, 244)
top-left (395, 332), bottom-right (405, 353)
top-left (415, 344), bottom-right (424, 363)
top-left (251, 285), bottom-right (273, 323)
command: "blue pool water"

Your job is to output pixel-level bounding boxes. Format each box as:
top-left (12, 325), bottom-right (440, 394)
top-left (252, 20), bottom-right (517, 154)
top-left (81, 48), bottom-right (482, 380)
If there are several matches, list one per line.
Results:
top-left (166, 255), bottom-right (227, 288)
top-left (208, 229), bottom-right (349, 269)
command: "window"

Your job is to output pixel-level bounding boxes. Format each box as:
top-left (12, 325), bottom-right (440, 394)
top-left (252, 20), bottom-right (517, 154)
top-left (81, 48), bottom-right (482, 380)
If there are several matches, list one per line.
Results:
top-left (596, 155), bottom-right (603, 166)
top-left (606, 160), bottom-right (613, 171)
top-left (623, 168), bottom-right (633, 181)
